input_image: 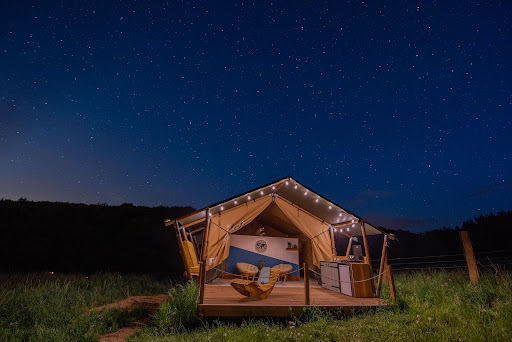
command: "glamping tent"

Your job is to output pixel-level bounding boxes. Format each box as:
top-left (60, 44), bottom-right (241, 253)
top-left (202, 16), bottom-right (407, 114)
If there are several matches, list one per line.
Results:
top-left (169, 177), bottom-right (391, 285)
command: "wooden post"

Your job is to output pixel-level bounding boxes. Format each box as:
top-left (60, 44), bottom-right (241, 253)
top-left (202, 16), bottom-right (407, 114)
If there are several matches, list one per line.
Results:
top-left (329, 228), bottom-right (337, 259)
top-left (198, 209), bottom-right (210, 307)
top-left (361, 221), bottom-right (372, 266)
top-left (198, 260), bottom-right (206, 304)
top-left (304, 262), bottom-right (310, 305)
top-left (376, 235), bottom-right (388, 297)
top-left (174, 220), bottom-right (192, 280)
top-left (386, 265), bottom-right (396, 302)
top-left (459, 230), bottom-right (479, 284)
top-left (345, 237), bottom-right (353, 258)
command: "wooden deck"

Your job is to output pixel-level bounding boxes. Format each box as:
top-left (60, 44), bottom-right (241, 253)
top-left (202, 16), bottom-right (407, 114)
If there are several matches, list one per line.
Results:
top-left (198, 279), bottom-right (386, 317)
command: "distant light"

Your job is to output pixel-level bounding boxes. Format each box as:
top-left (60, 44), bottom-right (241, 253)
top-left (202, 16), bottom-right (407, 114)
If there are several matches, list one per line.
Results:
top-left (329, 205), bottom-right (332, 210)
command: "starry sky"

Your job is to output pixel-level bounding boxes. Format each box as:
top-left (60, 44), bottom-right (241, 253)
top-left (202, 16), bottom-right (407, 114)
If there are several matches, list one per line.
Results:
top-left (1, 1), bottom-right (511, 232)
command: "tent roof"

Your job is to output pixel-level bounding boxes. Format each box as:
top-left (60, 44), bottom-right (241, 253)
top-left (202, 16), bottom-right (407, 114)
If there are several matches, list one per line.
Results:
top-left (175, 176), bottom-right (389, 237)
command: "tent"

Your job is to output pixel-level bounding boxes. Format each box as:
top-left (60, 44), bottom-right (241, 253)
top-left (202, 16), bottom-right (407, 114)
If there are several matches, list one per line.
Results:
top-left (170, 176), bottom-right (391, 283)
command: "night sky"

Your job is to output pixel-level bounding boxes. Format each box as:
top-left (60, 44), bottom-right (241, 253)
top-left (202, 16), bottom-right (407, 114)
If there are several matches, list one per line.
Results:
top-left (1, 1), bottom-right (511, 232)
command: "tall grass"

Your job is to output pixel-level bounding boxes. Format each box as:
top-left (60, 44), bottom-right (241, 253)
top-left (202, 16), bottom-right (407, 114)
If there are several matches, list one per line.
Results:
top-left (0, 273), bottom-right (170, 342)
top-left (132, 271), bottom-right (512, 342)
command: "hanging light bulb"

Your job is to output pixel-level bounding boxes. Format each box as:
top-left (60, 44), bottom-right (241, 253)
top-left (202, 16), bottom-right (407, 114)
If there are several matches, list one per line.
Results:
top-left (260, 191), bottom-right (264, 195)
top-left (352, 224), bottom-right (355, 227)
top-left (234, 200), bottom-right (238, 205)
top-left (347, 227), bottom-right (350, 232)
top-left (248, 195), bottom-right (251, 200)
top-left (339, 213), bottom-right (342, 217)
top-left (315, 198), bottom-right (319, 203)
top-left (272, 186), bottom-right (276, 190)
top-left (351, 219), bottom-right (355, 223)
top-left (220, 206), bottom-right (224, 211)
top-left (334, 228), bottom-right (338, 232)
top-left (304, 191), bottom-right (308, 196)
top-left (329, 205), bottom-right (332, 209)
top-left (340, 228), bottom-right (343, 232)
top-left (286, 181), bottom-right (289, 185)
top-left (294, 185), bottom-right (298, 189)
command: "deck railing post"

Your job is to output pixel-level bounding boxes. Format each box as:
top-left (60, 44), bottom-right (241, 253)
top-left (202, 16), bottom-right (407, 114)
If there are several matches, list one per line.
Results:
top-left (386, 265), bottom-right (396, 302)
top-left (304, 262), bottom-right (310, 305)
top-left (199, 259), bottom-right (206, 304)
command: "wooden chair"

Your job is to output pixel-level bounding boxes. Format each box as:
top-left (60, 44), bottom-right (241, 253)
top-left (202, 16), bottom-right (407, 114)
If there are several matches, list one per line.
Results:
top-left (182, 240), bottom-right (200, 275)
top-left (230, 267), bottom-right (280, 299)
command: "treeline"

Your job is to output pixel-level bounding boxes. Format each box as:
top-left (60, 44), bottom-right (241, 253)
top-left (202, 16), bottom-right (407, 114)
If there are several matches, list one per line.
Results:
top-left (1, 198), bottom-right (511, 275)
top-left (0, 199), bottom-right (194, 275)
top-left (336, 210), bottom-right (512, 263)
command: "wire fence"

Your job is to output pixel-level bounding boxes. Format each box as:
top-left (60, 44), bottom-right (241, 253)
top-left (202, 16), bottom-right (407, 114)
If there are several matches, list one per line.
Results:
top-left (370, 249), bottom-right (512, 273)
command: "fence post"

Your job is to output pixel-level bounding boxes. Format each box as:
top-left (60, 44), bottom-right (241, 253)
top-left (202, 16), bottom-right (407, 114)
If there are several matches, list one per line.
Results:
top-left (199, 260), bottom-right (206, 304)
top-left (459, 230), bottom-right (479, 284)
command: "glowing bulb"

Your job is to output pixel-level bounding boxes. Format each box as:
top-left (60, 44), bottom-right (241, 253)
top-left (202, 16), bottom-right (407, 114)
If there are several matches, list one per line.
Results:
top-left (334, 228), bottom-right (338, 232)
top-left (347, 227), bottom-right (350, 232)
top-left (294, 185), bottom-right (298, 189)
top-left (260, 191), bottom-right (264, 195)
top-left (352, 224), bottom-right (355, 227)
top-left (272, 186), bottom-right (276, 190)
top-left (340, 228), bottom-right (343, 232)
top-left (248, 196), bottom-right (251, 200)
top-left (304, 191), bottom-right (308, 196)
top-left (234, 200), bottom-right (238, 204)
top-left (220, 206), bottom-right (224, 211)
top-left (351, 219), bottom-right (355, 223)
top-left (286, 181), bottom-right (289, 185)
top-left (315, 198), bottom-right (319, 203)
top-left (339, 213), bottom-right (342, 217)
top-left (329, 205), bottom-right (332, 209)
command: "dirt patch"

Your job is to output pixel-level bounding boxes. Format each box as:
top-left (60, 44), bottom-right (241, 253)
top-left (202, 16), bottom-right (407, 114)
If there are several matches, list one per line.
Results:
top-left (83, 294), bottom-right (168, 342)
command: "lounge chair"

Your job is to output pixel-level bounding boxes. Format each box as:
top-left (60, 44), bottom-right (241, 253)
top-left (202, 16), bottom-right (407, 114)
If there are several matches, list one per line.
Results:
top-left (272, 264), bottom-right (293, 283)
top-left (230, 267), bottom-right (280, 299)
top-left (236, 262), bottom-right (259, 280)
top-left (182, 240), bottom-right (200, 276)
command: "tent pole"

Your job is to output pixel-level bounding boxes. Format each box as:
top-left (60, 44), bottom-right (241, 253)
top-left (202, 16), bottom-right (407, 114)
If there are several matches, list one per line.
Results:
top-left (375, 235), bottom-right (388, 297)
top-left (345, 237), bottom-right (353, 258)
top-left (329, 228), bottom-right (337, 260)
top-left (199, 208), bottom-right (210, 305)
top-left (361, 221), bottom-right (372, 267)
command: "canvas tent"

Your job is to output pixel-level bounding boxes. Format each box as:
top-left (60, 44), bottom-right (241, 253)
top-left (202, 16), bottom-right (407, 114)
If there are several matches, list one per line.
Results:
top-left (170, 176), bottom-right (390, 283)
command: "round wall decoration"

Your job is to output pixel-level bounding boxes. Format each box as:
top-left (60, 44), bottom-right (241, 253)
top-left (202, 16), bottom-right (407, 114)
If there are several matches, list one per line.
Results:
top-left (255, 239), bottom-right (267, 253)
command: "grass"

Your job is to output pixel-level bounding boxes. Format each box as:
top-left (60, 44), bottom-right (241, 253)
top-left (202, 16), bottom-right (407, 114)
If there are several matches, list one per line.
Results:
top-left (0, 273), bottom-right (171, 342)
top-left (1, 271), bottom-right (511, 341)
top-left (131, 271), bottom-right (512, 342)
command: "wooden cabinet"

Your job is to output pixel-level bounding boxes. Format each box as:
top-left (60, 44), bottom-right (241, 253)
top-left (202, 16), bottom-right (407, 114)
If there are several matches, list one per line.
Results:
top-left (320, 261), bottom-right (375, 298)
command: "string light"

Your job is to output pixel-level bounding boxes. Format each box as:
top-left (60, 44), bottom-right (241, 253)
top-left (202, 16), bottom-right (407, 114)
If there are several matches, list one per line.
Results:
top-left (247, 196), bottom-right (251, 200)
top-left (234, 200), bottom-right (238, 204)
top-left (315, 198), bottom-right (319, 203)
top-left (351, 219), bottom-right (355, 223)
top-left (347, 227), bottom-right (350, 232)
top-left (272, 186), bottom-right (276, 190)
top-left (286, 181), bottom-right (289, 185)
top-left (352, 224), bottom-right (355, 227)
top-left (339, 213), bottom-right (342, 217)
top-left (328, 205), bottom-right (332, 209)
top-left (220, 206), bottom-right (224, 211)
top-left (260, 191), bottom-right (264, 195)
top-left (334, 228), bottom-right (338, 232)
top-left (304, 191), bottom-right (308, 196)
top-left (294, 185), bottom-right (298, 189)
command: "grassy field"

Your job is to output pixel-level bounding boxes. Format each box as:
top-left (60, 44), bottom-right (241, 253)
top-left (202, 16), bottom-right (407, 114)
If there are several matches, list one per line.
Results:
top-left (1, 271), bottom-right (511, 342)
top-left (0, 273), bottom-right (171, 342)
